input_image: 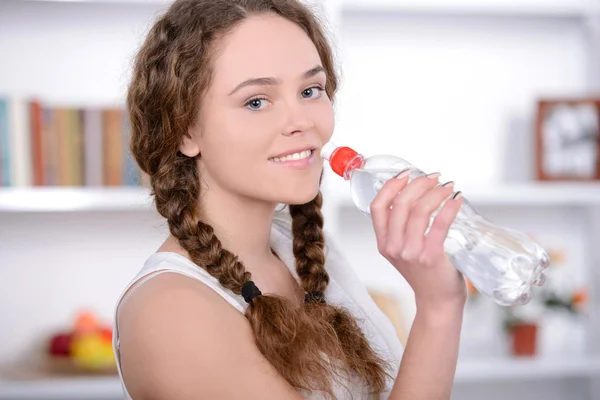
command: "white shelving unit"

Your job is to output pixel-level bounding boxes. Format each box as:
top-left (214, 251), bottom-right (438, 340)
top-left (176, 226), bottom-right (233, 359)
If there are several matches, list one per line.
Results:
top-left (2, 0), bottom-right (600, 399)
top-left (0, 376), bottom-right (123, 400)
top-left (455, 357), bottom-right (600, 383)
top-left (2, 182), bottom-right (600, 213)
top-left (23, 0), bottom-right (169, 4)
top-left (341, 0), bottom-right (595, 18)
top-left (0, 187), bottom-right (154, 213)
top-left (2, 357), bottom-right (599, 399)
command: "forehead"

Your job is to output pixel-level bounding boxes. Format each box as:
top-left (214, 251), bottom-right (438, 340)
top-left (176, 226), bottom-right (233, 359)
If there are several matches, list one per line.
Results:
top-left (210, 14), bottom-right (323, 89)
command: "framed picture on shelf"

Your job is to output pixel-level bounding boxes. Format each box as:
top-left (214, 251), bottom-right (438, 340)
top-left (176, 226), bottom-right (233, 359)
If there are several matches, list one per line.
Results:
top-left (535, 98), bottom-right (600, 181)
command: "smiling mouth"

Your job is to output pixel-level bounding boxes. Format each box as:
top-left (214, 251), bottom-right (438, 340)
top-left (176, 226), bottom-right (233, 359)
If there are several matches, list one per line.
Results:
top-left (269, 149), bottom-right (314, 163)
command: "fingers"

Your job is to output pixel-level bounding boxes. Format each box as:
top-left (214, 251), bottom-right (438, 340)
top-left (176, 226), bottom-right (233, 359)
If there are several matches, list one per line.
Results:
top-left (370, 170), bottom-right (411, 246)
top-left (402, 182), bottom-right (456, 260)
top-left (423, 192), bottom-right (463, 260)
top-left (384, 174), bottom-right (441, 258)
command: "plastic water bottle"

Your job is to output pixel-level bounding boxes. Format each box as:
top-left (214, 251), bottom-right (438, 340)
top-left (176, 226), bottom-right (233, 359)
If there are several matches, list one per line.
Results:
top-left (321, 142), bottom-right (550, 306)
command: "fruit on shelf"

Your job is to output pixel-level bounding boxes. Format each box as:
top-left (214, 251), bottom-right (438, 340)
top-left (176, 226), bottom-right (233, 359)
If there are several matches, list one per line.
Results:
top-left (74, 311), bottom-right (101, 335)
top-left (71, 332), bottom-right (116, 370)
top-left (99, 327), bottom-right (113, 343)
top-left (48, 332), bottom-right (73, 357)
top-left (46, 310), bottom-right (116, 373)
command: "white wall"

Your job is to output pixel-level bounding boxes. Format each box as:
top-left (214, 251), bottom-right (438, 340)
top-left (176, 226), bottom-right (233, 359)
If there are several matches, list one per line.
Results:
top-left (0, 211), bottom-right (167, 363)
top-left (0, 0), bottom-right (598, 399)
top-left (0, 0), bottom-right (165, 106)
top-left (332, 10), bottom-right (591, 184)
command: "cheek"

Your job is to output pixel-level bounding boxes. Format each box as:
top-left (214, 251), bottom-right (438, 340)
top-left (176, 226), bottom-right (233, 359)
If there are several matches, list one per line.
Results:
top-left (200, 114), bottom-right (274, 184)
top-left (206, 106), bottom-right (271, 155)
top-left (316, 101), bottom-right (335, 141)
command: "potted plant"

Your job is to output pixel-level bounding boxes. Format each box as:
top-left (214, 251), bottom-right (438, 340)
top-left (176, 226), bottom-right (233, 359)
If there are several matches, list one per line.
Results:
top-left (502, 287), bottom-right (587, 357)
top-left (504, 312), bottom-right (539, 357)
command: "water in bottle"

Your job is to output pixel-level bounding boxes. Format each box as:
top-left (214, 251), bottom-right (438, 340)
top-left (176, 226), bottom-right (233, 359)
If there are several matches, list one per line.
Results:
top-left (321, 142), bottom-right (550, 306)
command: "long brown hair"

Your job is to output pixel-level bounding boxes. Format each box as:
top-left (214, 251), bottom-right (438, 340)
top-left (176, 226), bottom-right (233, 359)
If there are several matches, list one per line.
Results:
top-left (127, 0), bottom-right (391, 396)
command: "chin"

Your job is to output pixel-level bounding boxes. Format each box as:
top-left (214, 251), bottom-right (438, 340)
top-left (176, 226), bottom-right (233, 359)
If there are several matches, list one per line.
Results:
top-left (279, 184), bottom-right (321, 206)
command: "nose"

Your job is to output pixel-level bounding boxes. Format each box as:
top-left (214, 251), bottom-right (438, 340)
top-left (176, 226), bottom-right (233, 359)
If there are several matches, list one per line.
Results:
top-left (281, 101), bottom-right (314, 136)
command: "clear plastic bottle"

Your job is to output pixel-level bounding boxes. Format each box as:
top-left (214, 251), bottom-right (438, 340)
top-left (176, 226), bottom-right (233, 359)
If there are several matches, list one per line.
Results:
top-left (321, 142), bottom-right (550, 306)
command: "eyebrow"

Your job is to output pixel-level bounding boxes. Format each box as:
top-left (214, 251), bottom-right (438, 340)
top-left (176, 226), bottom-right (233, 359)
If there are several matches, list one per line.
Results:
top-left (228, 65), bottom-right (326, 96)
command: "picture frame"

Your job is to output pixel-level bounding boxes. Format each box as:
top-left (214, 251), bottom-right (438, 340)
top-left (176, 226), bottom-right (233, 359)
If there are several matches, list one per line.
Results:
top-left (535, 98), bottom-right (600, 181)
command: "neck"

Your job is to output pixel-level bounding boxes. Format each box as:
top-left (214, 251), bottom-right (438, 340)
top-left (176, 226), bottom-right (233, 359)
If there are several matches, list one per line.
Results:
top-left (197, 182), bottom-right (277, 268)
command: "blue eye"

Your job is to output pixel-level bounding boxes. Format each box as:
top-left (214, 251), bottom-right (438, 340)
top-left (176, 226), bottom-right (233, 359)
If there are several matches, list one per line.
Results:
top-left (302, 86), bottom-right (324, 99)
top-left (245, 97), bottom-right (268, 111)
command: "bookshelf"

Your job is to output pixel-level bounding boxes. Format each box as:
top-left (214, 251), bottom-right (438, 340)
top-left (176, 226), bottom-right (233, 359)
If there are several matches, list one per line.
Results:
top-left (2, 1), bottom-right (600, 400)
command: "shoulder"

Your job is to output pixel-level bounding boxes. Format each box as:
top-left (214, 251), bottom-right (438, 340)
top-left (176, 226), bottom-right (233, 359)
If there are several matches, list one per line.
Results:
top-left (117, 272), bottom-right (301, 399)
top-left (117, 272), bottom-right (244, 397)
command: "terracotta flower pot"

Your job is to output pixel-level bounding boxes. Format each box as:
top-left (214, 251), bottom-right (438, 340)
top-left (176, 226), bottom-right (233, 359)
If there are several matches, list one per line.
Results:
top-left (510, 323), bottom-right (538, 357)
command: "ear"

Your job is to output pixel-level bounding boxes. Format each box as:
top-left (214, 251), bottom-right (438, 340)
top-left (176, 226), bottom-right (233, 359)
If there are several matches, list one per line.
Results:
top-left (180, 125), bottom-right (201, 157)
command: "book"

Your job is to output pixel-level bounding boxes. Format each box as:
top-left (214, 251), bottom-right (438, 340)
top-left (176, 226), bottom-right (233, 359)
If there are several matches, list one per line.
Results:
top-left (0, 98), bottom-right (142, 188)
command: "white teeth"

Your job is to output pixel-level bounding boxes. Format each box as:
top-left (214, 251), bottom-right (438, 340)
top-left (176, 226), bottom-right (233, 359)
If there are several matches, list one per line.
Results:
top-left (271, 150), bottom-right (312, 163)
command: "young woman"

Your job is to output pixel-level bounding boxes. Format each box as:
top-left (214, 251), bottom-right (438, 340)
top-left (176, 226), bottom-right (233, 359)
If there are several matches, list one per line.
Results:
top-left (113, 0), bottom-right (467, 398)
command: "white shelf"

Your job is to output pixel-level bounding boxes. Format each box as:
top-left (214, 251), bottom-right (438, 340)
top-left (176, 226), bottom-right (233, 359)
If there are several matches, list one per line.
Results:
top-left (20, 0), bottom-right (170, 5)
top-left (0, 376), bottom-right (123, 400)
top-left (454, 357), bottom-right (600, 383)
top-left (341, 0), bottom-right (596, 19)
top-left (1, 358), bottom-right (599, 399)
top-left (2, 183), bottom-right (600, 213)
top-left (18, 0), bottom-right (600, 19)
top-left (457, 182), bottom-right (600, 207)
top-left (0, 187), bottom-right (154, 212)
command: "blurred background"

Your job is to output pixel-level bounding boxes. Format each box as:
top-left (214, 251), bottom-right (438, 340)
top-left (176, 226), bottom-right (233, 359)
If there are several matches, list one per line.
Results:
top-left (1, 0), bottom-right (600, 398)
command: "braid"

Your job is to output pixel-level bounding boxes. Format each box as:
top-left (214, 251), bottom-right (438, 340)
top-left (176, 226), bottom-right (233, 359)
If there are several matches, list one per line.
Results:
top-left (290, 193), bottom-right (392, 393)
top-left (153, 155), bottom-right (200, 240)
top-left (152, 154), bottom-right (250, 294)
top-left (188, 223), bottom-right (251, 294)
top-left (289, 192), bottom-right (328, 303)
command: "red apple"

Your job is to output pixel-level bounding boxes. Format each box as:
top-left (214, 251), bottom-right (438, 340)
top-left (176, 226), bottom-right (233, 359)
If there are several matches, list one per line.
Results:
top-left (48, 332), bottom-right (73, 357)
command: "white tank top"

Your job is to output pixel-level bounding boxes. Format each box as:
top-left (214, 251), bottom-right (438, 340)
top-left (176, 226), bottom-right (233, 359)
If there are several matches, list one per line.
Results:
top-left (112, 213), bottom-right (403, 399)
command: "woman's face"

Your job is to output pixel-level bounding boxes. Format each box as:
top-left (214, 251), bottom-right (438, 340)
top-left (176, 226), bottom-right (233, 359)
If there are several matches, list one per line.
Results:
top-left (181, 14), bottom-right (334, 206)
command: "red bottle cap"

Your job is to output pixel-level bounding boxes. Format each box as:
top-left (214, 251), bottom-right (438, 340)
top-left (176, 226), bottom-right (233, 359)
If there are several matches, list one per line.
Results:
top-left (329, 146), bottom-right (362, 177)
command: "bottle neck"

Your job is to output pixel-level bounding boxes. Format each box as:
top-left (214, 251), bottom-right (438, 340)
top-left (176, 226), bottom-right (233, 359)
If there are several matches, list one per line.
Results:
top-left (341, 154), bottom-right (365, 180)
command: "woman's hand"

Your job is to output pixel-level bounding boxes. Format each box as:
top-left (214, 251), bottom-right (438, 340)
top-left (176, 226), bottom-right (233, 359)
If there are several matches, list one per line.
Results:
top-left (370, 171), bottom-right (467, 314)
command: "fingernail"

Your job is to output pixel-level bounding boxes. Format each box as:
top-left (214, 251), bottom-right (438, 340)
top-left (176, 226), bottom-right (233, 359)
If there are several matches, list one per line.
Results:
top-left (395, 170), bottom-right (411, 179)
top-left (453, 191), bottom-right (463, 200)
top-left (427, 172), bottom-right (441, 179)
top-left (442, 181), bottom-right (455, 188)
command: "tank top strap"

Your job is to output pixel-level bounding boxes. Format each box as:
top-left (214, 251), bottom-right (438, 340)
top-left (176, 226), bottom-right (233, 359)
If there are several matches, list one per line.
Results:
top-left (116, 251), bottom-right (247, 318)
